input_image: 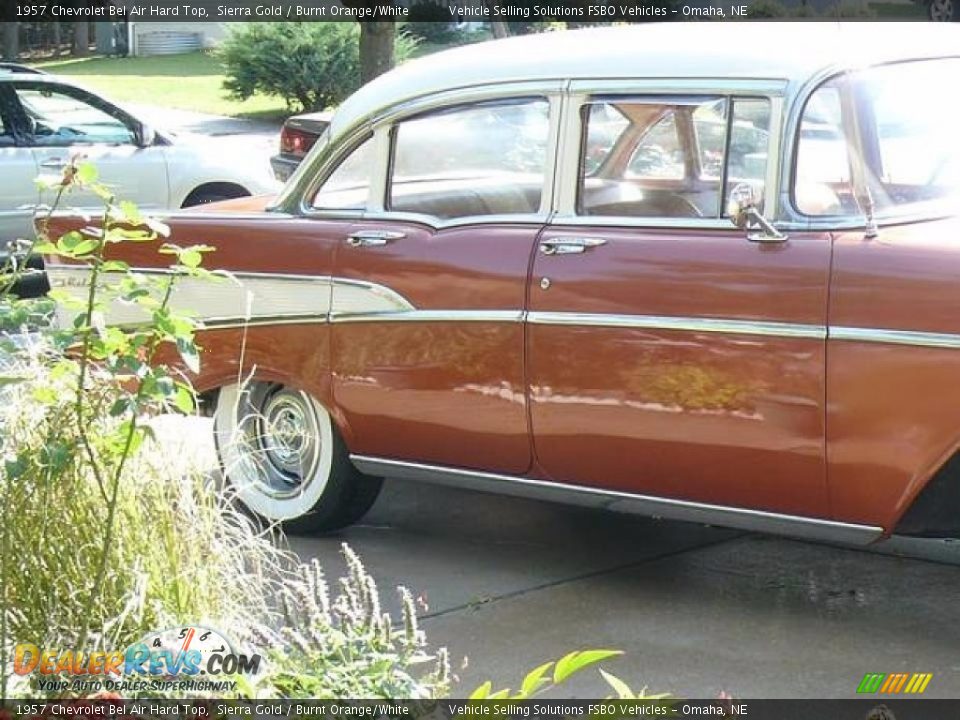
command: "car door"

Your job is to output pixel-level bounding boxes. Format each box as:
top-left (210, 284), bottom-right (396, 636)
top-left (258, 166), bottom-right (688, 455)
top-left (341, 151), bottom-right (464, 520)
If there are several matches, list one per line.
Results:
top-left (12, 81), bottom-right (169, 213)
top-left (527, 91), bottom-right (833, 520)
top-left (0, 84), bottom-right (39, 245)
top-left (322, 95), bottom-right (558, 474)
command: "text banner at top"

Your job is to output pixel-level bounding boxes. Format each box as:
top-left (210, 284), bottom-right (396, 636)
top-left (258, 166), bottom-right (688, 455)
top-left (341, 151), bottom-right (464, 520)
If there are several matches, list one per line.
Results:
top-left (0, 0), bottom-right (933, 23)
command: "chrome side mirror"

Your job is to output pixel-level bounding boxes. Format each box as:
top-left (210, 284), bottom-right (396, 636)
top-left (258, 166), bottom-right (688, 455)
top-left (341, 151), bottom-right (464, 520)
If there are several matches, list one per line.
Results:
top-left (727, 182), bottom-right (788, 244)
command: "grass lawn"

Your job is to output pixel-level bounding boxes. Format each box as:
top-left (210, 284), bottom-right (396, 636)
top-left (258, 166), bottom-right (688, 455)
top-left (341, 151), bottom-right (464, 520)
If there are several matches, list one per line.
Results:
top-left (32, 52), bottom-right (289, 120)
top-left (869, 1), bottom-right (926, 15)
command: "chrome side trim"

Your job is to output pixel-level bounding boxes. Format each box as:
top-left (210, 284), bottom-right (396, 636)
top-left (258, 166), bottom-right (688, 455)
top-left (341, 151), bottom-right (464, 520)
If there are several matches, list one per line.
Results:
top-left (331, 309), bottom-right (524, 324)
top-left (350, 455), bottom-right (884, 546)
top-left (528, 311), bottom-right (827, 340)
top-left (830, 326), bottom-right (960, 350)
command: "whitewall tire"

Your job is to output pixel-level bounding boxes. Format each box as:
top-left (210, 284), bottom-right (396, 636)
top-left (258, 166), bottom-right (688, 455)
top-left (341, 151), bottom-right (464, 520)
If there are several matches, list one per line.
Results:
top-left (213, 381), bottom-right (382, 533)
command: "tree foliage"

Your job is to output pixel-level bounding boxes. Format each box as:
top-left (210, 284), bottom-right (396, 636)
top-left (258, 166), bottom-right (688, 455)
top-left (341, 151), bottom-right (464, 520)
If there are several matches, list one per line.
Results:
top-left (219, 22), bottom-right (416, 113)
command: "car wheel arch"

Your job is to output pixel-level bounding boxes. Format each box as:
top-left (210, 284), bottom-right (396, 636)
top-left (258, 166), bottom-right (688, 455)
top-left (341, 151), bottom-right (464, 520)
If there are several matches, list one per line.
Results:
top-left (179, 181), bottom-right (251, 208)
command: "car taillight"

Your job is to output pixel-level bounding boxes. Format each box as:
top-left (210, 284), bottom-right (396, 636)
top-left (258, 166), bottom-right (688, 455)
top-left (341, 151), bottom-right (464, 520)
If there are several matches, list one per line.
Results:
top-left (280, 126), bottom-right (318, 157)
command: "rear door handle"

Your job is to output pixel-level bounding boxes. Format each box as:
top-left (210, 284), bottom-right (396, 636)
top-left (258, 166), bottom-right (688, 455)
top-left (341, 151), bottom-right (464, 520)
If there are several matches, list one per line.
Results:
top-left (347, 230), bottom-right (405, 248)
top-left (539, 237), bottom-right (607, 256)
top-left (40, 157), bottom-right (66, 169)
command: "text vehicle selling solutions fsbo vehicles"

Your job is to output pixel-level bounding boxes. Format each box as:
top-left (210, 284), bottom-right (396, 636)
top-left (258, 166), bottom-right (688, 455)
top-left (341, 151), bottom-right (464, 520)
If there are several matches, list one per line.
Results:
top-left (47, 24), bottom-right (960, 545)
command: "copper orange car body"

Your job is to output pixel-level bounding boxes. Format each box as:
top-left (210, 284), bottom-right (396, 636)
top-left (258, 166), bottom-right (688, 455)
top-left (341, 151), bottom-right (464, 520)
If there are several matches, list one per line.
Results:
top-left (46, 24), bottom-right (960, 543)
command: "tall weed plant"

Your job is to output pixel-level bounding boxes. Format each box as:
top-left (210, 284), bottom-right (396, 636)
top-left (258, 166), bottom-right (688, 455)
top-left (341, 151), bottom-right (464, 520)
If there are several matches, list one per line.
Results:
top-left (0, 160), bottom-right (450, 699)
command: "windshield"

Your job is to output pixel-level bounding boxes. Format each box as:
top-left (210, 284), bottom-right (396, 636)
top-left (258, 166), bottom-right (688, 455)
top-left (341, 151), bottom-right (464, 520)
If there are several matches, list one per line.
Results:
top-left (796, 59), bottom-right (960, 219)
top-left (861, 59), bottom-right (960, 215)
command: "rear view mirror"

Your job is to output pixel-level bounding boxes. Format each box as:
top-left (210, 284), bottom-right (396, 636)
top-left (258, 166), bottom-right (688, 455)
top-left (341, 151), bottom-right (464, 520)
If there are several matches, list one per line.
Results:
top-left (727, 182), bottom-right (788, 244)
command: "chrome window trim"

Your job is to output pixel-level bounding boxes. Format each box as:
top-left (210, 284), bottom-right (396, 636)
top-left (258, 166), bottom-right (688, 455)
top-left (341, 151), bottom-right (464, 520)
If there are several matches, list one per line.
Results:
top-left (296, 125), bottom-right (376, 221)
top-left (350, 455), bottom-right (884, 546)
top-left (528, 312), bottom-right (826, 340)
top-left (293, 81), bottom-right (566, 224)
top-left (554, 85), bottom-right (786, 224)
top-left (567, 78), bottom-right (790, 96)
top-left (379, 94), bottom-right (561, 225)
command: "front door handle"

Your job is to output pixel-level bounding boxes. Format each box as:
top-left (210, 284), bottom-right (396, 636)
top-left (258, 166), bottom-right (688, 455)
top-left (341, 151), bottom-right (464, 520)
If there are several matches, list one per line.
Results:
top-left (346, 230), bottom-right (405, 248)
top-left (40, 157), bottom-right (66, 169)
top-left (539, 237), bottom-right (607, 256)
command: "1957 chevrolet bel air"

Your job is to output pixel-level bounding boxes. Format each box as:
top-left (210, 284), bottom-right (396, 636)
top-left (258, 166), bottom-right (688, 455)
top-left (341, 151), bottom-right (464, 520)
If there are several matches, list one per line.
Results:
top-left (47, 23), bottom-right (960, 543)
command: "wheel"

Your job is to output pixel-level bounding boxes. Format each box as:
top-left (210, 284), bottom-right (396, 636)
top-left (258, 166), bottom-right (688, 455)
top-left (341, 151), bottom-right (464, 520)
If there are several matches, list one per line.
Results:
top-left (213, 381), bottom-right (382, 533)
top-left (927, 0), bottom-right (955, 21)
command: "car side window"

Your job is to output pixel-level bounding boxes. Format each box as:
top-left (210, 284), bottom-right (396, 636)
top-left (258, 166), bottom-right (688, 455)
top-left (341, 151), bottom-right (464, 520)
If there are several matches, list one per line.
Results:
top-left (388, 98), bottom-right (550, 220)
top-left (311, 136), bottom-right (374, 211)
top-left (793, 81), bottom-right (851, 217)
top-left (15, 86), bottom-right (136, 147)
top-left (579, 96), bottom-right (770, 220)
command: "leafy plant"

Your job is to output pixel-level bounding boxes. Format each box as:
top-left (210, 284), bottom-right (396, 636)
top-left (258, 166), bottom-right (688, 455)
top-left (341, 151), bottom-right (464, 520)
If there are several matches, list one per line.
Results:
top-left (246, 544), bottom-right (450, 699)
top-left (219, 23), bottom-right (418, 113)
top-left (0, 160), bottom-right (448, 700)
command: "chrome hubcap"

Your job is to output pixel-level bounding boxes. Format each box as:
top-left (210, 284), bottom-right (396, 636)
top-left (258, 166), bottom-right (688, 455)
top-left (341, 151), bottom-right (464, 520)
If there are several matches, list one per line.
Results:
top-left (237, 384), bottom-right (322, 498)
top-left (930, 0), bottom-right (953, 20)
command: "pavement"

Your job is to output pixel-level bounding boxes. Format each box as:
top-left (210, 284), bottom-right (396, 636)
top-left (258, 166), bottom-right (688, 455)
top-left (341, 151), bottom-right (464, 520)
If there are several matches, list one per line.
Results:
top-left (154, 416), bottom-right (960, 700)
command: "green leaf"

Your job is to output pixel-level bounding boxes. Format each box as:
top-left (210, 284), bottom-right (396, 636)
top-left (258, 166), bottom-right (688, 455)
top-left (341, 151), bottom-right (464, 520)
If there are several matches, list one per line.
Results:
top-left (109, 397), bottom-right (135, 417)
top-left (519, 661), bottom-right (554, 698)
top-left (176, 336), bottom-right (200, 374)
top-left (180, 249), bottom-right (203, 269)
top-left (600, 669), bottom-right (634, 699)
top-left (173, 384), bottom-right (194, 414)
top-left (101, 260), bottom-right (129, 273)
top-left (71, 238), bottom-right (100, 256)
top-left (75, 162), bottom-right (99, 185)
top-left (553, 650), bottom-right (623, 685)
top-left (469, 681), bottom-right (492, 700)
top-left (56, 231), bottom-right (83, 253)
top-left (119, 199), bottom-right (142, 224)
top-left (488, 690), bottom-right (510, 700)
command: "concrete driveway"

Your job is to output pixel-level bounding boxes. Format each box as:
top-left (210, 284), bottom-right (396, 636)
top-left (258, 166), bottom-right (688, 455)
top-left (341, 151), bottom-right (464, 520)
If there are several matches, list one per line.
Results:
top-left (289, 479), bottom-right (960, 699)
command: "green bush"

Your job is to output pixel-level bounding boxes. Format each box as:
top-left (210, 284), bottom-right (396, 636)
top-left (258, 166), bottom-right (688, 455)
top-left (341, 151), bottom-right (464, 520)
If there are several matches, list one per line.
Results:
top-left (219, 22), bottom-right (417, 113)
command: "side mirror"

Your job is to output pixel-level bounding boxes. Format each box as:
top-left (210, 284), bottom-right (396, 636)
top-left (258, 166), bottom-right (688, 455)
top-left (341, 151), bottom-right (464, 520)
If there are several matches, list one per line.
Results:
top-left (136, 123), bottom-right (156, 148)
top-left (727, 182), bottom-right (788, 244)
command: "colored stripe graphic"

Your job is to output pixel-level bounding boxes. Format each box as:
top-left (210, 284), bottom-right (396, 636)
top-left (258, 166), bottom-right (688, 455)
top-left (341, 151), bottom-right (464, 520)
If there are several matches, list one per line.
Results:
top-left (858, 673), bottom-right (932, 694)
top-left (857, 674), bottom-right (886, 694)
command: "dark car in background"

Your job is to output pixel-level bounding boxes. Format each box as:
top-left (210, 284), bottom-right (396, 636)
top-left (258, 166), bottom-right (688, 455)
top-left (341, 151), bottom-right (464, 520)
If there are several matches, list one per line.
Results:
top-left (915, 0), bottom-right (957, 20)
top-left (270, 110), bottom-right (332, 182)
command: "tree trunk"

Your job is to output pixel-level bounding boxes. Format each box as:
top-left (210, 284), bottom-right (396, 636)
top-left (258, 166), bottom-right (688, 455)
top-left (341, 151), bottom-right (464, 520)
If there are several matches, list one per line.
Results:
top-left (72, 19), bottom-right (89, 57)
top-left (484, 0), bottom-right (510, 37)
top-left (52, 22), bottom-right (62, 56)
top-left (1, 22), bottom-right (18, 61)
top-left (358, 21), bottom-right (395, 84)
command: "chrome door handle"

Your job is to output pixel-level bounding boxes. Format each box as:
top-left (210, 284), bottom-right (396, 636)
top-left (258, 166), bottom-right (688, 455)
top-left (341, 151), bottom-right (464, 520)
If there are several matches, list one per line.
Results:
top-left (346, 230), bottom-right (405, 248)
top-left (40, 157), bottom-right (66, 169)
top-left (539, 237), bottom-right (607, 256)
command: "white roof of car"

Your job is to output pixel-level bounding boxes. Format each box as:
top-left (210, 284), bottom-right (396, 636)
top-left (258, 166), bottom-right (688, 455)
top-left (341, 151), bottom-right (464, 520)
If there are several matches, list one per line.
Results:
top-left (330, 22), bottom-right (960, 138)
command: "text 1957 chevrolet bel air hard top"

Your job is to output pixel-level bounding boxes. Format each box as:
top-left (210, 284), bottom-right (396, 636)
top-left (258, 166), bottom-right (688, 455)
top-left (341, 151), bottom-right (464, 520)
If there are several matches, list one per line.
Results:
top-left (47, 23), bottom-right (960, 545)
